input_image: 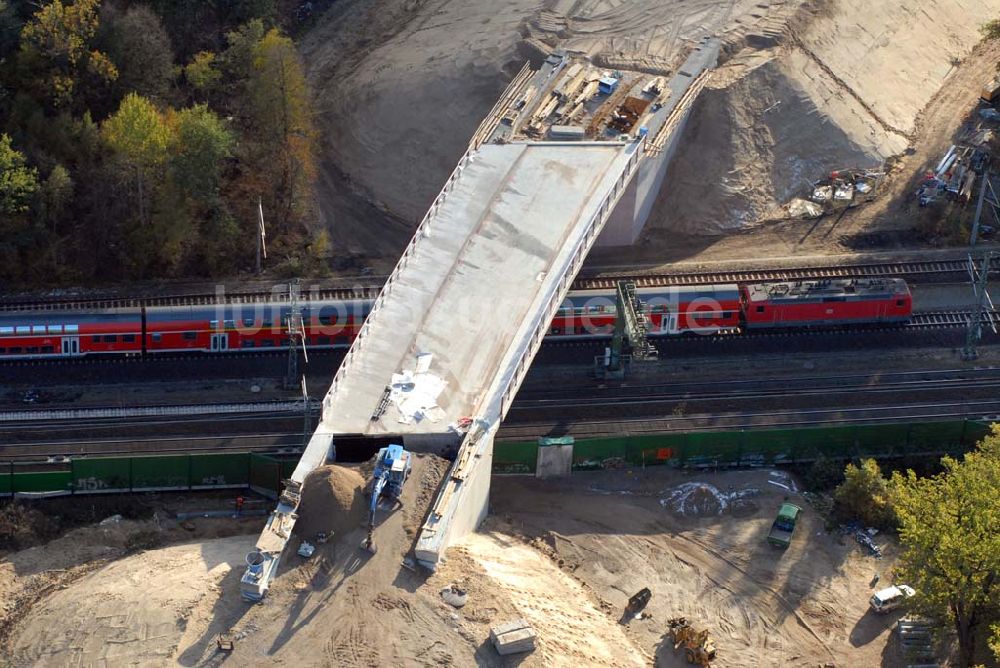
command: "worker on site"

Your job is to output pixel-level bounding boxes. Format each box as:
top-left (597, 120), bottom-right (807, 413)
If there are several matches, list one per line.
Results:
top-left (235, 495), bottom-right (245, 518)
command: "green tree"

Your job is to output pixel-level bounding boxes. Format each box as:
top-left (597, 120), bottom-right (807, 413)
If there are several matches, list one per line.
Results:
top-left (0, 133), bottom-right (38, 215)
top-left (0, 0), bottom-right (22, 62)
top-left (991, 623), bottom-right (1000, 662)
top-left (38, 164), bottom-right (73, 234)
top-left (102, 93), bottom-right (172, 227)
top-left (18, 0), bottom-right (117, 109)
top-left (102, 5), bottom-right (175, 104)
top-left (833, 458), bottom-right (896, 529)
top-left (227, 0), bottom-right (276, 26)
top-left (184, 51), bottom-right (222, 97)
top-left (247, 28), bottom-right (316, 230)
top-left (219, 18), bottom-right (266, 95)
top-left (891, 431), bottom-right (1000, 667)
top-left (169, 104), bottom-right (233, 200)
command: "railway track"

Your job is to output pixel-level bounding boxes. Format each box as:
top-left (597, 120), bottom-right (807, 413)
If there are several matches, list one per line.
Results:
top-left (2, 257), bottom-right (994, 312)
top-left (512, 368), bottom-right (1000, 411)
top-left (573, 257), bottom-right (999, 290)
top-left (497, 399), bottom-right (1000, 441)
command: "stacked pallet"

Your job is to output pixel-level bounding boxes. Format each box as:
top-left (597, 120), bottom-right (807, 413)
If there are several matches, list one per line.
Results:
top-left (490, 619), bottom-right (537, 656)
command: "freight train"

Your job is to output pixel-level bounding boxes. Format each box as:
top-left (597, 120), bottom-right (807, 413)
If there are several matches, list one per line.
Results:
top-left (0, 278), bottom-right (912, 360)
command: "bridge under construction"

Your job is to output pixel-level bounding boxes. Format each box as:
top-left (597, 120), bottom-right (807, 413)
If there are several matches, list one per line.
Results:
top-left (241, 37), bottom-right (721, 600)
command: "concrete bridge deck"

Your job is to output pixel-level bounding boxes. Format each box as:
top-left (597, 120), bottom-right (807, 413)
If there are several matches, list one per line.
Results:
top-left (320, 141), bottom-right (637, 437)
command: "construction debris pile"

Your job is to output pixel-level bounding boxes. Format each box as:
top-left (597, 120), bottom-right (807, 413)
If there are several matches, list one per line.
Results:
top-left (917, 140), bottom-right (993, 207)
top-left (486, 52), bottom-right (676, 145)
top-left (917, 101), bottom-right (998, 208)
top-left (786, 167), bottom-right (886, 219)
top-left (842, 521), bottom-right (884, 559)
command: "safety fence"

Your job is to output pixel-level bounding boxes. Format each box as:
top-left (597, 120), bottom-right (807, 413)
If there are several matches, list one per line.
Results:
top-left (0, 452), bottom-right (299, 498)
top-left (492, 420), bottom-right (993, 474)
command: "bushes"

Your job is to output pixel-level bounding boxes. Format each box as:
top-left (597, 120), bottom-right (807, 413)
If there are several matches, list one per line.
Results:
top-left (832, 458), bottom-right (897, 530)
top-left (0, 502), bottom-right (56, 550)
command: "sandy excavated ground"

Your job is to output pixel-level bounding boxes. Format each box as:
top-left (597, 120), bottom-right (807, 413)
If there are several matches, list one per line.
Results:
top-left (300, 0), bottom-right (1000, 270)
top-left (3, 462), bottom-right (907, 667)
top-left (299, 0), bottom-right (812, 269)
top-left (621, 0), bottom-right (1000, 265)
top-left (0, 509), bottom-right (265, 667)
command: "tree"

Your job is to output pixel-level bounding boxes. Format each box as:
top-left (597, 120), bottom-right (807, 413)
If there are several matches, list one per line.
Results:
top-left (246, 28), bottom-right (317, 230)
top-left (991, 623), bottom-right (1000, 663)
top-left (39, 164), bottom-right (73, 234)
top-left (0, 0), bottom-right (22, 62)
top-left (102, 5), bottom-right (175, 104)
top-left (169, 104), bottom-right (233, 201)
top-left (18, 0), bottom-right (117, 109)
top-left (184, 51), bottom-right (221, 97)
top-left (0, 133), bottom-right (38, 215)
top-left (227, 0), bottom-right (276, 27)
top-left (891, 431), bottom-right (1000, 667)
top-left (102, 93), bottom-right (172, 228)
top-left (833, 458), bottom-right (896, 529)
top-left (219, 18), bottom-right (266, 96)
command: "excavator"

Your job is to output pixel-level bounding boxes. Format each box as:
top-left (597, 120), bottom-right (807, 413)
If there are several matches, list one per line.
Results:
top-left (666, 617), bottom-right (717, 667)
top-left (361, 444), bottom-right (412, 554)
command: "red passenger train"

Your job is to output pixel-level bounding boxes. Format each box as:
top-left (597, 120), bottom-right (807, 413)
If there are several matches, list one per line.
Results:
top-left (0, 278), bottom-right (912, 360)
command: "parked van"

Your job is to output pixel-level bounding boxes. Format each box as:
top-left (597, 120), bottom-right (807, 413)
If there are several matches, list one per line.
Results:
top-left (870, 585), bottom-right (916, 613)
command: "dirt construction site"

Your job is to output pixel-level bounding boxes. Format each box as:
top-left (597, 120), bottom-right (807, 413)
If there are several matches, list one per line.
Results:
top-left (0, 457), bottom-right (906, 667)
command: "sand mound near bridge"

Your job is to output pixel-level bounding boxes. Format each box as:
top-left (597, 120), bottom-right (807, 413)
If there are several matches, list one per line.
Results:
top-left (294, 464), bottom-right (366, 541)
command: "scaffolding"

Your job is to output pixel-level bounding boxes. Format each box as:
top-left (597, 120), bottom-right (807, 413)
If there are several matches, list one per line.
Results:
top-left (595, 281), bottom-right (657, 379)
top-left (284, 279), bottom-right (306, 389)
top-left (963, 252), bottom-right (997, 361)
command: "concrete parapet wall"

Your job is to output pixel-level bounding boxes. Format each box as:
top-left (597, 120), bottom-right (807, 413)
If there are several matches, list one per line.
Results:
top-left (414, 430), bottom-right (494, 568)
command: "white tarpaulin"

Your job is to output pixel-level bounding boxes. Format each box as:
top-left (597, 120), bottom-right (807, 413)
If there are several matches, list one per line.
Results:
top-left (390, 354), bottom-right (447, 424)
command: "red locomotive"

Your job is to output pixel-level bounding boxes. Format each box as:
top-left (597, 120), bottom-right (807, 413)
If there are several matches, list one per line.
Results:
top-left (0, 278), bottom-right (912, 360)
top-left (741, 278), bottom-right (912, 328)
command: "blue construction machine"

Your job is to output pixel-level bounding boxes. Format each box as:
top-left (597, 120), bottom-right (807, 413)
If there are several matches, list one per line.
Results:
top-left (361, 444), bottom-right (412, 554)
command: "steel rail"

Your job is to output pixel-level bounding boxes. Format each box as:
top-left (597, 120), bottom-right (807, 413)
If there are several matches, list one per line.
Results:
top-left (3, 258), bottom-right (995, 312)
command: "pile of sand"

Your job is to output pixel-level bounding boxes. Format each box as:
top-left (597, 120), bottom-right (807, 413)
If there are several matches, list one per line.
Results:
top-left (294, 465), bottom-right (366, 540)
top-left (7, 536), bottom-right (248, 667)
top-left (648, 0), bottom-right (1000, 236)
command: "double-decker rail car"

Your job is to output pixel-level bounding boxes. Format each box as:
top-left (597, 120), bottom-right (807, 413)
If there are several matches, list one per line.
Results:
top-left (741, 278), bottom-right (913, 328)
top-left (144, 299), bottom-right (374, 353)
top-left (552, 284), bottom-right (742, 337)
top-left (0, 278), bottom-right (915, 361)
top-left (0, 309), bottom-right (143, 359)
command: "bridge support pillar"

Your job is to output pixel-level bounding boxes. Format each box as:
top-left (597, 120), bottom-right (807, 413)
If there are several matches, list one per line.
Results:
top-left (414, 431), bottom-right (494, 569)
